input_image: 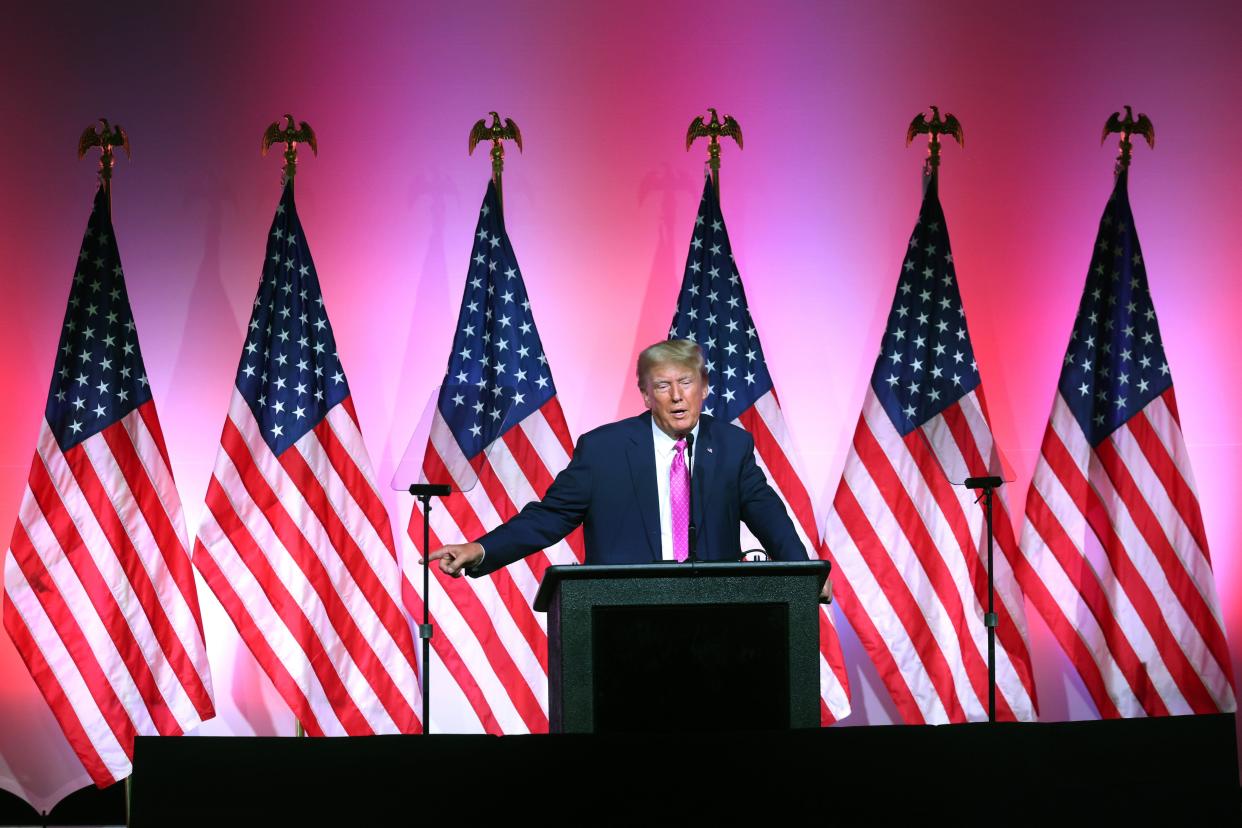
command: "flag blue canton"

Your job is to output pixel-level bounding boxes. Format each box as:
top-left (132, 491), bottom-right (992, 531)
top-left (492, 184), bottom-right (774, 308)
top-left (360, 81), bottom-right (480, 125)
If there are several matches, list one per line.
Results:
top-left (669, 178), bottom-right (772, 421)
top-left (438, 180), bottom-right (556, 457)
top-left (870, 175), bottom-right (980, 436)
top-left (235, 183), bottom-right (348, 455)
top-left (45, 187), bottom-right (152, 451)
top-left (1057, 170), bottom-right (1171, 446)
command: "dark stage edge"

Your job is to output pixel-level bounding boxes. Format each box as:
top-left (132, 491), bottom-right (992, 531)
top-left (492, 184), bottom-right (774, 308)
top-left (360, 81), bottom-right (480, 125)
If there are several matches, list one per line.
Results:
top-left (0, 781), bottom-right (124, 826)
top-left (22, 714), bottom-right (1230, 826)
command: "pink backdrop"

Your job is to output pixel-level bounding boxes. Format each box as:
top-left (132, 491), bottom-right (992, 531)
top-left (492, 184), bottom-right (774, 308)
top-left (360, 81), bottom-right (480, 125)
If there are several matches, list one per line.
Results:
top-left (2, 0), bottom-right (1239, 810)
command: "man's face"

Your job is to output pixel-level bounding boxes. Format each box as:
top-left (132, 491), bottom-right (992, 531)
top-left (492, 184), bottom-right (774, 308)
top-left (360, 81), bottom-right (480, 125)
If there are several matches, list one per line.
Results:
top-left (641, 362), bottom-right (707, 438)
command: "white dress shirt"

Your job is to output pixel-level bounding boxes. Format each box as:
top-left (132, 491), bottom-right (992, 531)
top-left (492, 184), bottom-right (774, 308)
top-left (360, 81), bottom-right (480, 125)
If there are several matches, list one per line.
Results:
top-left (652, 418), bottom-right (699, 561)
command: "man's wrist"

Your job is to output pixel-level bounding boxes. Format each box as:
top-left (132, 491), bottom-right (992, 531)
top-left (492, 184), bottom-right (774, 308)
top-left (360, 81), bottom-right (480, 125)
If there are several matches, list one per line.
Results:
top-left (468, 541), bottom-right (487, 572)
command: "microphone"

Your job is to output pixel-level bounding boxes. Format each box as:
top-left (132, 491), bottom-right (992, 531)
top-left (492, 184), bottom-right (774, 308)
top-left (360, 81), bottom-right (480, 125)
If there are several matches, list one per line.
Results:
top-left (963, 476), bottom-right (1003, 490)
top-left (684, 431), bottom-right (697, 563)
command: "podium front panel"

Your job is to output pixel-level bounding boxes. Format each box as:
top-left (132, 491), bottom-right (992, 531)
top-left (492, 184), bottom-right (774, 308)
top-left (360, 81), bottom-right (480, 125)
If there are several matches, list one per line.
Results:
top-left (592, 602), bottom-right (790, 731)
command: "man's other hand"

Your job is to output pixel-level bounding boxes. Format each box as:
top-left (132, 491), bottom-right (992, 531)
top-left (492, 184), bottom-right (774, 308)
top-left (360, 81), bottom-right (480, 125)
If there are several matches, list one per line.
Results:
top-left (424, 542), bottom-right (484, 577)
top-left (820, 577), bottom-right (833, 604)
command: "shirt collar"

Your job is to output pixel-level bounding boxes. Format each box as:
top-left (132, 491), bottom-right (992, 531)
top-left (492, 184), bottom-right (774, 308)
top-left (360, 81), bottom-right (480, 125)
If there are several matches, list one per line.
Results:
top-left (651, 417), bottom-right (700, 455)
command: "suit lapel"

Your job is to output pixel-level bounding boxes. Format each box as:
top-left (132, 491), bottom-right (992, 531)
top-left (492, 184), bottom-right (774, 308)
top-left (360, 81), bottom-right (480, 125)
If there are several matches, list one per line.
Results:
top-left (626, 413), bottom-right (660, 561)
top-left (693, 415), bottom-right (717, 538)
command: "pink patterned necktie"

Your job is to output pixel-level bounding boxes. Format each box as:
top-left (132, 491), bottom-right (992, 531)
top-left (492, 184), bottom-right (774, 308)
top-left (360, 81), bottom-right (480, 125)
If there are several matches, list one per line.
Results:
top-left (670, 438), bottom-right (690, 562)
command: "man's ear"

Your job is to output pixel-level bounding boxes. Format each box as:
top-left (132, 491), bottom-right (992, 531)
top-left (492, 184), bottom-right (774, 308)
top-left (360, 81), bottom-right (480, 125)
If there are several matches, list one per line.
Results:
top-left (639, 384), bottom-right (654, 411)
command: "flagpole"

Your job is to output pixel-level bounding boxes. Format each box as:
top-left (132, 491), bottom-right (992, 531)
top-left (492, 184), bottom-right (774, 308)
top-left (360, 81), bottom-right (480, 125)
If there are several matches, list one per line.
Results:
top-left (686, 108), bottom-right (743, 203)
top-left (398, 114), bottom-right (525, 736)
top-left (469, 112), bottom-right (523, 212)
top-left (262, 114), bottom-right (318, 738)
top-left (906, 107), bottom-right (996, 719)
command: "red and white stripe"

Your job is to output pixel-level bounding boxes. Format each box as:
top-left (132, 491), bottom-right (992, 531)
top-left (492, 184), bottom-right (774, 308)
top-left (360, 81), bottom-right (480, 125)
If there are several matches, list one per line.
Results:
top-left (3, 403), bottom-right (215, 785)
top-left (735, 389), bottom-right (852, 723)
top-left (193, 391), bottom-right (422, 736)
top-left (405, 397), bottom-right (583, 734)
top-left (824, 387), bottom-right (1038, 724)
top-left (1018, 389), bottom-right (1235, 716)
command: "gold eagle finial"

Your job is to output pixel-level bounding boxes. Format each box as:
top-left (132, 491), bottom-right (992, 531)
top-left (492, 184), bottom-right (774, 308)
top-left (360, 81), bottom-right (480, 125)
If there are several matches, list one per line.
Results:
top-left (906, 105), bottom-right (963, 175)
top-left (77, 118), bottom-right (131, 187)
top-left (468, 112), bottom-right (522, 206)
top-left (686, 108), bottom-right (743, 199)
top-left (261, 114), bottom-right (318, 182)
top-left (468, 111), bottom-right (523, 156)
top-left (1102, 105), bottom-right (1154, 173)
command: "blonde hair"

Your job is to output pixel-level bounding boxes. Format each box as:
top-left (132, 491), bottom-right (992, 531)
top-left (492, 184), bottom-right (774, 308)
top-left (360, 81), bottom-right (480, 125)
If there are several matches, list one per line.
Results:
top-left (636, 339), bottom-right (707, 389)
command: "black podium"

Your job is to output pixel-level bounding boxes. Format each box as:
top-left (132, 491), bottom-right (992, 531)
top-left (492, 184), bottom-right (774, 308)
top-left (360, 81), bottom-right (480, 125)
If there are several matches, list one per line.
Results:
top-left (532, 560), bottom-right (828, 733)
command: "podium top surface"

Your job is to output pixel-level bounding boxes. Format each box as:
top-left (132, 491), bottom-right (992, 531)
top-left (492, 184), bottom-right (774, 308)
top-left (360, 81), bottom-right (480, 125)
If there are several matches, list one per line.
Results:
top-left (532, 560), bottom-right (830, 612)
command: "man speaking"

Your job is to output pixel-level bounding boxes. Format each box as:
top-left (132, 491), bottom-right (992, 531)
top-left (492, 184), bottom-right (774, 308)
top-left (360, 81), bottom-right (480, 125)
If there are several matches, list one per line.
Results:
top-left (428, 339), bottom-right (828, 598)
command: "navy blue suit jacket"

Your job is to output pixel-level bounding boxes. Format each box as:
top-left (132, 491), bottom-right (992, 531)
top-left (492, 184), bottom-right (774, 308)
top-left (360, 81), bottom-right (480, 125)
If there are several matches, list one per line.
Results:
top-left (471, 412), bottom-right (807, 576)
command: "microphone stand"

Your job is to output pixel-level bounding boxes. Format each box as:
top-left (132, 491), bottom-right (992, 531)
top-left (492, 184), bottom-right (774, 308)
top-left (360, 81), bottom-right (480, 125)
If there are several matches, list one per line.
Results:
top-left (965, 476), bottom-right (1002, 722)
top-left (410, 483), bottom-right (451, 732)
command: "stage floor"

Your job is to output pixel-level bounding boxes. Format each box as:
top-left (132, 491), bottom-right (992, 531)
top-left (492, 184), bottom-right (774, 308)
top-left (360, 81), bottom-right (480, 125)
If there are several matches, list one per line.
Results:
top-left (3, 715), bottom-right (1236, 825)
top-left (118, 714), bottom-right (1240, 825)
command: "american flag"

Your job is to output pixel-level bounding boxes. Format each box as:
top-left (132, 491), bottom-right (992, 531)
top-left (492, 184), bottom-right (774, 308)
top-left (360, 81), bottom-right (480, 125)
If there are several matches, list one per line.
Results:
top-left (1017, 169), bottom-right (1236, 716)
top-left (193, 182), bottom-right (422, 736)
top-left (823, 174), bottom-right (1038, 723)
top-left (669, 177), bottom-right (852, 723)
top-left (405, 180), bottom-right (582, 734)
top-left (3, 187), bottom-right (215, 785)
